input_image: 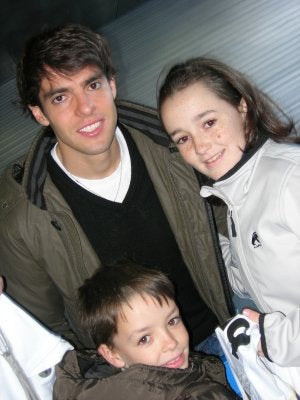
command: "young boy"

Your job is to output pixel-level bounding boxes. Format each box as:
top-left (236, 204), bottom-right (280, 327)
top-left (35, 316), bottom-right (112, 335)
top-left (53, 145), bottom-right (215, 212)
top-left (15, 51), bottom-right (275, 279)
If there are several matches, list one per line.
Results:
top-left (54, 262), bottom-right (238, 399)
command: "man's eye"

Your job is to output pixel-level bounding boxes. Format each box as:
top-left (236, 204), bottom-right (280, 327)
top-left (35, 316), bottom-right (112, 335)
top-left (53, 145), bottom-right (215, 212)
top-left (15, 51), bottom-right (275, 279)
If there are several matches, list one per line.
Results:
top-left (53, 95), bottom-right (65, 104)
top-left (138, 335), bottom-right (150, 345)
top-left (90, 81), bottom-right (101, 90)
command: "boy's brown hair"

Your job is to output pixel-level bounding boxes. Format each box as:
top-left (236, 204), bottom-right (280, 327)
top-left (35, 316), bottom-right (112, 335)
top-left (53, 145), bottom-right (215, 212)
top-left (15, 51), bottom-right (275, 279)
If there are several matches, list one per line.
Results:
top-left (79, 261), bottom-right (175, 348)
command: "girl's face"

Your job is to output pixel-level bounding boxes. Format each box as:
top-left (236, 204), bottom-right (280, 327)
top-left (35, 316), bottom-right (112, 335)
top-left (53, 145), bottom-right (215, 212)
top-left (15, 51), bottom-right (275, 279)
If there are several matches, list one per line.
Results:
top-left (99, 293), bottom-right (189, 370)
top-left (160, 82), bottom-right (247, 180)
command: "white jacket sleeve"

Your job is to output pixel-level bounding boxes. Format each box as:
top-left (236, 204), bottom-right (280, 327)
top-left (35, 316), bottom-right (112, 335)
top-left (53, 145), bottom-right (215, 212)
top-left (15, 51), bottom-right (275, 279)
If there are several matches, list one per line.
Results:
top-left (260, 163), bottom-right (300, 367)
top-left (261, 308), bottom-right (300, 367)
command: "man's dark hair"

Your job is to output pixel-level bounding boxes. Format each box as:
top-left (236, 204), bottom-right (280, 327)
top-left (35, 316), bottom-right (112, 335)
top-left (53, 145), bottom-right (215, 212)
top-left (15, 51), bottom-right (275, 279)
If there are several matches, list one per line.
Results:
top-left (17, 23), bottom-right (116, 112)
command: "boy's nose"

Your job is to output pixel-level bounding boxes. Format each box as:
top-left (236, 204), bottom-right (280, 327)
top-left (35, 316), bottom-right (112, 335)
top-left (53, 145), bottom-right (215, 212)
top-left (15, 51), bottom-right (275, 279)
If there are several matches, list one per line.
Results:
top-left (161, 332), bottom-right (177, 352)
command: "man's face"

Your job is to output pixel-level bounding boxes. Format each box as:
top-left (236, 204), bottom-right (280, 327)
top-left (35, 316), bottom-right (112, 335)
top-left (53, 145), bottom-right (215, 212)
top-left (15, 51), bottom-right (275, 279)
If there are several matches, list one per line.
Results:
top-left (100, 294), bottom-right (189, 369)
top-left (29, 65), bottom-right (118, 171)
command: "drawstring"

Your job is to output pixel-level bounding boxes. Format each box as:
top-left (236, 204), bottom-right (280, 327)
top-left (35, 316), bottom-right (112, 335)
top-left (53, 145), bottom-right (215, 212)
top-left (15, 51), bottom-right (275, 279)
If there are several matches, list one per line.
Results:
top-left (230, 211), bottom-right (237, 237)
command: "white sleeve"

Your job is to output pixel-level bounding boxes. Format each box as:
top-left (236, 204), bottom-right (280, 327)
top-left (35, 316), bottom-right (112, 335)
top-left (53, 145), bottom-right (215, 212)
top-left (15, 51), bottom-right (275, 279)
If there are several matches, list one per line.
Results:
top-left (261, 308), bottom-right (300, 368)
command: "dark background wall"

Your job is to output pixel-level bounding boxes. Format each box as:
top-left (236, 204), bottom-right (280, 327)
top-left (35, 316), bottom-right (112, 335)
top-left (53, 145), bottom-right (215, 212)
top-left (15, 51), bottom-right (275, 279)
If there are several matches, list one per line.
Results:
top-left (0, 0), bottom-right (299, 173)
top-left (0, 0), bottom-right (147, 83)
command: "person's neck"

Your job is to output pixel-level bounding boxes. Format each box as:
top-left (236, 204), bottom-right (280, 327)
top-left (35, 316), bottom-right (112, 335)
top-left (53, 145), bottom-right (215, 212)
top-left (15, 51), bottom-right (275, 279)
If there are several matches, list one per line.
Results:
top-left (56, 137), bottom-right (121, 180)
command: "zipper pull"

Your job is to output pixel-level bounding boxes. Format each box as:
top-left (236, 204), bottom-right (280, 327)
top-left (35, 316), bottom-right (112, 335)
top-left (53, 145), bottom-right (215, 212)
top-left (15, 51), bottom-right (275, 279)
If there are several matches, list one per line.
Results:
top-left (230, 211), bottom-right (237, 237)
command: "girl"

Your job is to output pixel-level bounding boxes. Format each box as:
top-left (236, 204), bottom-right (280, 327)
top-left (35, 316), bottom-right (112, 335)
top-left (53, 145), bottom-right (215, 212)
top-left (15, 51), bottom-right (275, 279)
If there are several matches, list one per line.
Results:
top-left (158, 57), bottom-right (300, 378)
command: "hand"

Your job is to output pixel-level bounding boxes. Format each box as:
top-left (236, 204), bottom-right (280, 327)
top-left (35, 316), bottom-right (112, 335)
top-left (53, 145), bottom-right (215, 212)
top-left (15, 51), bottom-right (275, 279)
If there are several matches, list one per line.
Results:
top-left (242, 308), bottom-right (264, 357)
top-left (242, 308), bottom-right (259, 323)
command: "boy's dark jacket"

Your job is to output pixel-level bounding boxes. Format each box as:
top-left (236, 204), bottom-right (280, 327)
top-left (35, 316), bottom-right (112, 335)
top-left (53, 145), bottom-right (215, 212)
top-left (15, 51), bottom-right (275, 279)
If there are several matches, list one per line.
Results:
top-left (54, 350), bottom-right (238, 399)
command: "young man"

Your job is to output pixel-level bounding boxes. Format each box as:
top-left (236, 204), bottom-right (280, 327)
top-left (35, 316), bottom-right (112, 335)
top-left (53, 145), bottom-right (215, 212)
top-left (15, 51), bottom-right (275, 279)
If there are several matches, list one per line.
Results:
top-left (0, 24), bottom-right (231, 349)
top-left (54, 263), bottom-right (237, 399)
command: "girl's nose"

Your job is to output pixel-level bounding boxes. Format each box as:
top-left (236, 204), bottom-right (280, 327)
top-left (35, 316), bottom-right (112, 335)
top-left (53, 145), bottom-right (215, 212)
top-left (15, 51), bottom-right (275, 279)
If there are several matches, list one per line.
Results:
top-left (193, 135), bottom-right (211, 155)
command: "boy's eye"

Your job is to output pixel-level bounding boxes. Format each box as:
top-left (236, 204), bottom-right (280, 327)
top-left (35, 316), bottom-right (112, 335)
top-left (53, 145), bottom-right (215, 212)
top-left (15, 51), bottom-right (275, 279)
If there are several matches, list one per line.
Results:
top-left (168, 316), bottom-right (181, 326)
top-left (138, 335), bottom-right (150, 345)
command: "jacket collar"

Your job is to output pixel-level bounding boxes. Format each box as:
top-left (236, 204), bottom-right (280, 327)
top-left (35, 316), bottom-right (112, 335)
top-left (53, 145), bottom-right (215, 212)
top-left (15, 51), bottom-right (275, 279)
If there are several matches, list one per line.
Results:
top-left (201, 137), bottom-right (271, 205)
top-left (199, 133), bottom-right (269, 188)
top-left (14, 100), bottom-right (168, 210)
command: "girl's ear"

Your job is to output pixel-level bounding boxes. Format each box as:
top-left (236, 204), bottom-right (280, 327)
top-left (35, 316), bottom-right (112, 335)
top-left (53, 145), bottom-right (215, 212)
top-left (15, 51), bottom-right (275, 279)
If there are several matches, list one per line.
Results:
top-left (238, 98), bottom-right (248, 118)
top-left (98, 344), bottom-right (126, 368)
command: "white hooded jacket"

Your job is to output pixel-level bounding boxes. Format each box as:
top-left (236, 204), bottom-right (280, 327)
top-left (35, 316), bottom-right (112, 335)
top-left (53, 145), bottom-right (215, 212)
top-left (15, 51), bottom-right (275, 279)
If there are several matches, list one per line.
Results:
top-left (0, 294), bottom-right (73, 400)
top-left (201, 139), bottom-right (300, 369)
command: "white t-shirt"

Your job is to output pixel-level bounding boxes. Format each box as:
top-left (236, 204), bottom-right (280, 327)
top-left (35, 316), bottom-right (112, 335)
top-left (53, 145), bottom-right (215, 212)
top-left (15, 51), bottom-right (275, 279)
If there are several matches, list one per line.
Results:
top-left (51, 127), bottom-right (131, 202)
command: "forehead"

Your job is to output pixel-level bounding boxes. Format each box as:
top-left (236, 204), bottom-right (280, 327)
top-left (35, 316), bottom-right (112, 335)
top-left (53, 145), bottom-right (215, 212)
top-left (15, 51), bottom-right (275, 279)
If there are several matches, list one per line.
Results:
top-left (39, 65), bottom-right (104, 91)
top-left (118, 293), bottom-right (172, 323)
top-left (161, 81), bottom-right (237, 124)
top-left (168, 81), bottom-right (220, 105)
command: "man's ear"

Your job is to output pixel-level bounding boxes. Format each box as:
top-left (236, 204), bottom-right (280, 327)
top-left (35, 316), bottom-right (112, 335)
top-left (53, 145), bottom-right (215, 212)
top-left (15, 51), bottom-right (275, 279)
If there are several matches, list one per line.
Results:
top-left (109, 77), bottom-right (117, 100)
top-left (98, 344), bottom-right (125, 368)
top-left (28, 105), bottom-right (50, 126)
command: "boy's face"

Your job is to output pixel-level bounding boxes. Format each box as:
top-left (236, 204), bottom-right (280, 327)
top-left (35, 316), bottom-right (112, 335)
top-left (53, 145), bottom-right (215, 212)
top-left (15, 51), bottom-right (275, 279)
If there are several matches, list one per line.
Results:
top-left (99, 293), bottom-right (189, 369)
top-left (29, 65), bottom-right (118, 173)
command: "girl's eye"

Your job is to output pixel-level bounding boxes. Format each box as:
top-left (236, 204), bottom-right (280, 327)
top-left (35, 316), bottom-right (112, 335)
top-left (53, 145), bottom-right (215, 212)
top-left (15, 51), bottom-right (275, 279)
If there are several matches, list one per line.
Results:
top-left (138, 335), bottom-right (151, 345)
top-left (204, 119), bottom-right (216, 128)
top-left (176, 136), bottom-right (188, 145)
top-left (168, 316), bottom-right (181, 326)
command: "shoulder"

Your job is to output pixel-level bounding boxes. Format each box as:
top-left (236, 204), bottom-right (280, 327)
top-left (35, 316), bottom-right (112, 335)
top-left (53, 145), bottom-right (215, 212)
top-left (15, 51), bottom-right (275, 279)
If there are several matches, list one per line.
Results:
top-left (0, 162), bottom-right (29, 224)
top-left (189, 352), bottom-right (227, 380)
top-left (117, 99), bottom-right (170, 147)
top-left (263, 139), bottom-right (300, 165)
top-left (253, 140), bottom-right (300, 185)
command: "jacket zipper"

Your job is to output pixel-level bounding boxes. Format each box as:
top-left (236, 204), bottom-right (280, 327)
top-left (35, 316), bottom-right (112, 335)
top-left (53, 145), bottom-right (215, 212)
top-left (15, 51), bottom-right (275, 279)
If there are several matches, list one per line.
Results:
top-left (230, 210), bottom-right (237, 237)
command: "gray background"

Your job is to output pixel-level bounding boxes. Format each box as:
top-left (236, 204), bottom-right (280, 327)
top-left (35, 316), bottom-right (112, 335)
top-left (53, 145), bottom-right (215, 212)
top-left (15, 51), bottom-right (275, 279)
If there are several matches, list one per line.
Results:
top-left (1, 0), bottom-right (299, 173)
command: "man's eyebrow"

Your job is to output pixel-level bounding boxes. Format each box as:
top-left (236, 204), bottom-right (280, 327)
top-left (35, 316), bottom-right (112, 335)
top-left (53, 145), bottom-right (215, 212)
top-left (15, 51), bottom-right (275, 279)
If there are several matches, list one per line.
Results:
top-left (42, 72), bottom-right (105, 100)
top-left (169, 110), bottom-right (215, 137)
top-left (42, 87), bottom-right (68, 101)
top-left (85, 72), bottom-right (105, 86)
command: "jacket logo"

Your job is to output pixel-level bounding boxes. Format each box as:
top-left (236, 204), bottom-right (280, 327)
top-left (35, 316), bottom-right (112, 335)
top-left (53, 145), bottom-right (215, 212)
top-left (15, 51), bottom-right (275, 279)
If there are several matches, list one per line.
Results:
top-left (251, 232), bottom-right (261, 248)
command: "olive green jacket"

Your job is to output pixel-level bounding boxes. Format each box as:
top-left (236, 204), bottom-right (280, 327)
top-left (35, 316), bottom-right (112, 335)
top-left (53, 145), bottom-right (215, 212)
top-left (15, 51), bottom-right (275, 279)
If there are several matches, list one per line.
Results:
top-left (54, 350), bottom-right (237, 400)
top-left (0, 101), bottom-right (231, 348)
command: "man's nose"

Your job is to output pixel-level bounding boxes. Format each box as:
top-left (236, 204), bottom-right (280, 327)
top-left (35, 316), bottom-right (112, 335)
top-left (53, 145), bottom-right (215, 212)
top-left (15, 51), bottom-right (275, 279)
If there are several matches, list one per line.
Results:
top-left (75, 93), bottom-right (94, 115)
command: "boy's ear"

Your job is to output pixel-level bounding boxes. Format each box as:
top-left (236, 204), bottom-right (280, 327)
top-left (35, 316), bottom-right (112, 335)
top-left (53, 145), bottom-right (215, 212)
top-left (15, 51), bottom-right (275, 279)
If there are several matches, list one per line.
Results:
top-left (98, 344), bottom-right (126, 368)
top-left (28, 105), bottom-right (50, 126)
